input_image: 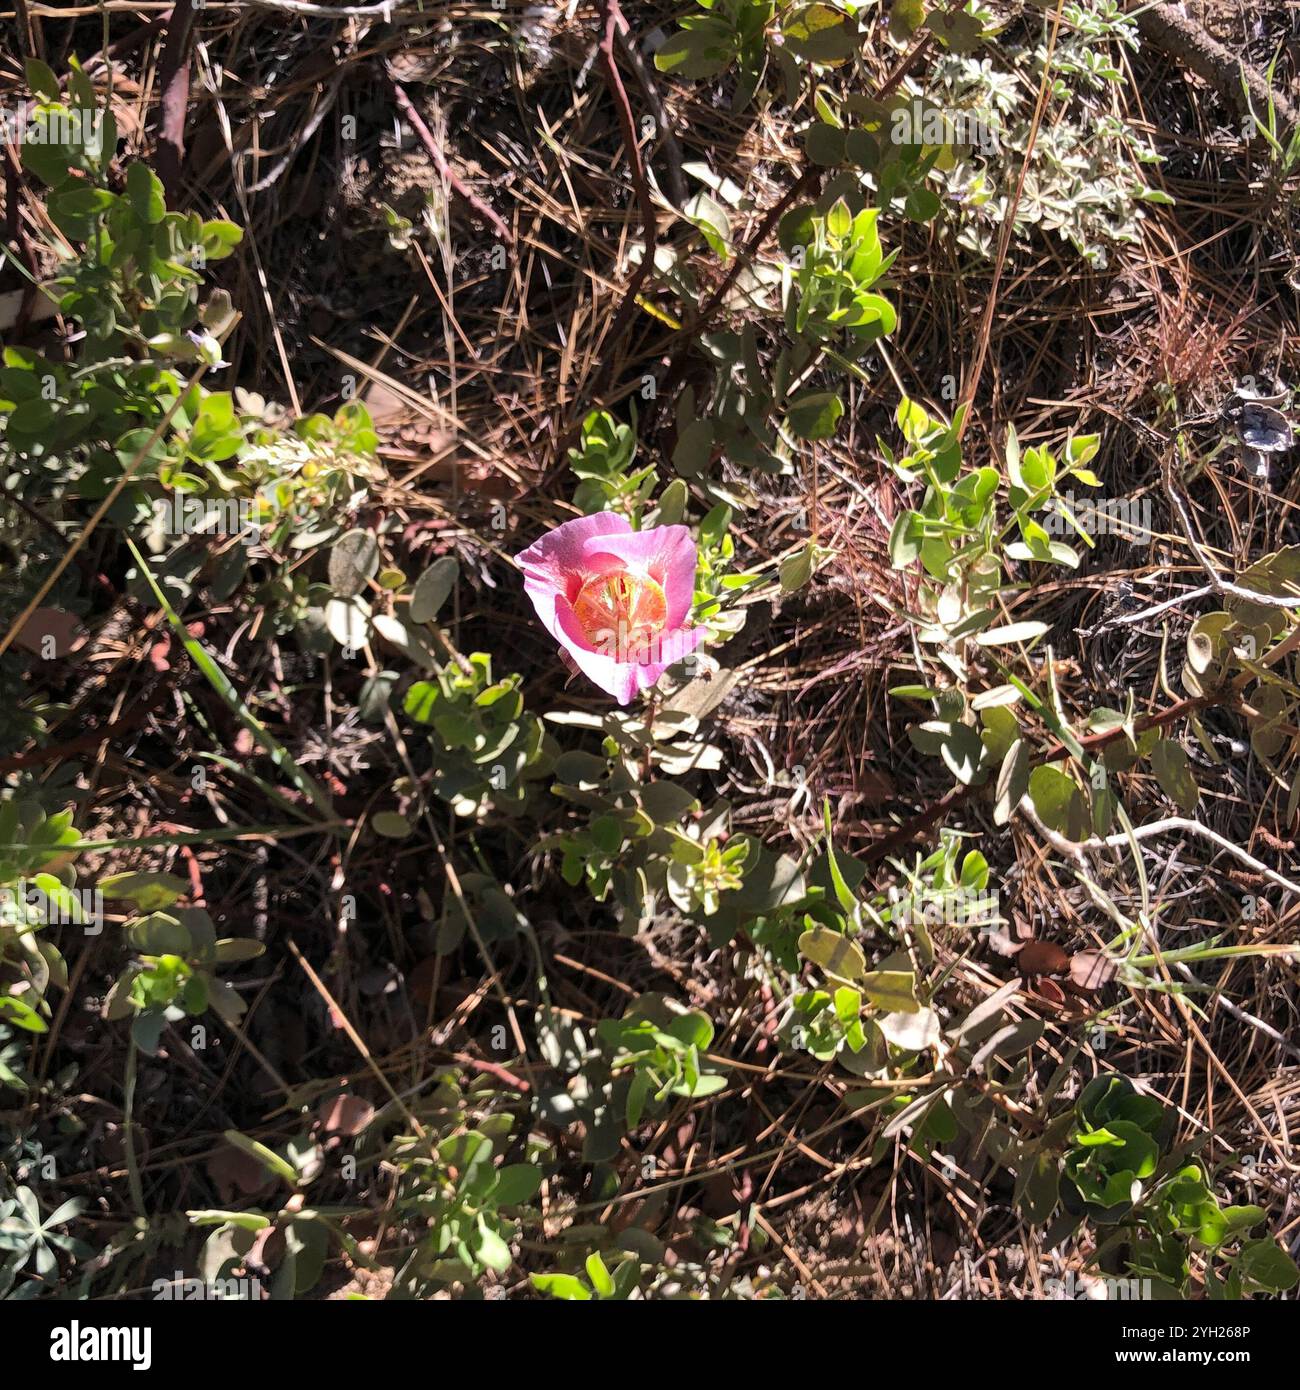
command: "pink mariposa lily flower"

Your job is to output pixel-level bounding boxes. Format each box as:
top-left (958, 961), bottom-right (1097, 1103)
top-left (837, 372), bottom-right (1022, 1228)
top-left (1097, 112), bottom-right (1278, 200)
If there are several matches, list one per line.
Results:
top-left (516, 512), bottom-right (703, 705)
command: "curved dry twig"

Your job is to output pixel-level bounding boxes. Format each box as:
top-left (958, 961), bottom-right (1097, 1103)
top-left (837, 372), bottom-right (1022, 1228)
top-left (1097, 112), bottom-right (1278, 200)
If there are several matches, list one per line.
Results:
top-left (1024, 800), bottom-right (1300, 900)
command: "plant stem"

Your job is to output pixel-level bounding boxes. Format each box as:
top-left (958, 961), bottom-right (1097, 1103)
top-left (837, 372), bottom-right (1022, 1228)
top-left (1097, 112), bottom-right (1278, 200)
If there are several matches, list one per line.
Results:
top-left (122, 1036), bottom-right (146, 1219)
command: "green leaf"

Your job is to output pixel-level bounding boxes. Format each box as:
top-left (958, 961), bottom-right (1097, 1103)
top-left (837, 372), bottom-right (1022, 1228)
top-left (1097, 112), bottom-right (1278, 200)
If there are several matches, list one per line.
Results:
top-left (553, 749), bottom-right (608, 787)
top-left (1226, 545), bottom-right (1300, 639)
top-left (779, 542), bottom-right (816, 592)
top-left (1015, 1149), bottom-right (1061, 1224)
top-left (890, 683), bottom-right (939, 700)
top-left (970, 1020), bottom-right (1043, 1069)
top-left (325, 595), bottom-right (371, 651)
top-left (25, 59), bottom-right (62, 103)
top-left (903, 186), bottom-right (941, 222)
top-left (21, 134), bottom-right (78, 189)
top-left (372, 811), bottom-right (413, 840)
top-left (778, 203), bottom-right (818, 256)
top-left (531, 1272), bottom-right (593, 1300)
top-left (939, 722), bottom-right (984, 784)
top-left (833, 986), bottom-right (861, 1023)
top-left (1185, 612), bottom-right (1236, 684)
top-left (799, 926), bottom-right (866, 981)
top-left (1150, 738), bottom-right (1199, 814)
top-left (439, 1132), bottom-right (496, 1193)
top-left (860, 969), bottom-right (919, 1013)
top-left (1218, 1204), bottom-right (1266, 1234)
top-left (590, 815), bottom-right (624, 854)
top-left (403, 681), bottom-right (441, 725)
top-left (494, 1164), bottom-right (543, 1205)
top-left (924, 8), bottom-right (985, 53)
top-left (889, 0), bottom-right (926, 41)
top-left (1066, 435), bottom-right (1100, 468)
top-left (186, 1210), bottom-right (273, 1231)
top-left (328, 529), bottom-right (379, 598)
top-left (1249, 683), bottom-right (1290, 759)
top-left (200, 220), bottom-right (243, 260)
top-left (653, 21), bottom-right (735, 80)
top-left (672, 418), bottom-right (715, 477)
top-left (822, 800), bottom-right (858, 915)
top-left (652, 478), bottom-right (689, 527)
top-left (285, 1215), bottom-right (330, 1294)
top-left (221, 1130), bottom-right (299, 1187)
top-left (212, 938), bottom-right (267, 965)
top-left (99, 870), bottom-right (189, 911)
top-left (1236, 1239), bottom-right (1299, 1292)
top-left (0, 996), bottom-right (48, 1033)
top-left (877, 1007), bottom-right (940, 1051)
top-left (805, 122), bottom-right (847, 166)
top-left (132, 1010), bottom-right (167, 1055)
top-left (888, 510), bottom-right (923, 568)
top-left (960, 850), bottom-right (990, 891)
top-left (127, 910), bottom-right (192, 955)
top-left (1028, 764), bottom-right (1087, 840)
top-left (785, 390), bottom-right (843, 440)
top-left (974, 621), bottom-right (1049, 646)
top-left (126, 161), bottom-right (166, 224)
top-left (626, 1068), bottom-right (651, 1129)
top-left (782, 4), bottom-right (859, 65)
top-left (472, 1219), bottom-right (513, 1273)
top-left (979, 706), bottom-right (1018, 765)
top-left (410, 556), bottom-right (459, 623)
top-left (1004, 424), bottom-right (1023, 488)
top-left (684, 190), bottom-right (732, 259)
top-left (585, 1251), bottom-right (615, 1296)
top-left (663, 1010), bottom-right (715, 1051)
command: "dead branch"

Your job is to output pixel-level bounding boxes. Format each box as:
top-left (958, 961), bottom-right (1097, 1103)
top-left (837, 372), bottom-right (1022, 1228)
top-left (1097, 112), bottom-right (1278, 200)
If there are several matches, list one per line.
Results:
top-left (1135, 2), bottom-right (1299, 137)
top-left (388, 77), bottom-right (513, 248)
top-left (589, 0), bottom-right (661, 399)
top-left (155, 0), bottom-right (195, 200)
top-left (611, 17), bottom-right (687, 209)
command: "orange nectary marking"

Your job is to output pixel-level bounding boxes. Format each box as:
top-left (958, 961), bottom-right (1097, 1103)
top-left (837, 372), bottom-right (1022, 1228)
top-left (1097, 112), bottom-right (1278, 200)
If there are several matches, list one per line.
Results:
top-left (572, 568), bottom-right (668, 659)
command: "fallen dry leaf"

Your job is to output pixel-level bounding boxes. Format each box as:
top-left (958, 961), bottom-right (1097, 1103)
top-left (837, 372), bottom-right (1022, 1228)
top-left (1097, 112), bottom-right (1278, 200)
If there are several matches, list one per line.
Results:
top-left (14, 607), bottom-right (86, 660)
top-left (207, 1142), bottom-right (275, 1203)
top-left (317, 1094), bottom-right (376, 1137)
top-left (1068, 949), bottom-right (1118, 993)
top-left (1016, 940), bottom-right (1073, 978)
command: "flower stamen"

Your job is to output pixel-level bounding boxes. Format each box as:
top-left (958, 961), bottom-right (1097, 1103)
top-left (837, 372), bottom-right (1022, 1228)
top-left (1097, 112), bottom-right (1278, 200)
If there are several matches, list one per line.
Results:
top-left (573, 568), bottom-right (668, 662)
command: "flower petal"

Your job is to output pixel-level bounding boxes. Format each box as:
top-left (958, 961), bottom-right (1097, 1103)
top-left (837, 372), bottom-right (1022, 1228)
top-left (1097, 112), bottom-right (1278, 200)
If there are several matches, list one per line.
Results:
top-left (580, 524), bottom-right (697, 628)
top-left (515, 511), bottom-right (632, 596)
top-left (554, 605), bottom-right (704, 704)
top-left (517, 516), bottom-right (703, 705)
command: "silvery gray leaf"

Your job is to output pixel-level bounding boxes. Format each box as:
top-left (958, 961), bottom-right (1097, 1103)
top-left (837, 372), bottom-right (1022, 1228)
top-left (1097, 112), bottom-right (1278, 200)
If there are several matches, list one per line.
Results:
top-left (1237, 403), bottom-right (1293, 453)
top-left (1234, 378), bottom-right (1289, 408)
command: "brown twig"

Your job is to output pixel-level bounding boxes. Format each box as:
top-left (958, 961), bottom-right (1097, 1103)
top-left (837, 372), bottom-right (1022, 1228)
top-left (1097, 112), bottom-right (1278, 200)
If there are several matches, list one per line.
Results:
top-left (1135, 1), bottom-right (1298, 138)
top-left (155, 0), bottom-right (195, 201)
top-left (0, 686), bottom-right (170, 775)
top-left (642, 166), bottom-right (821, 436)
top-left (449, 1052), bottom-right (531, 1093)
top-left (611, 16), bottom-right (687, 209)
top-left (388, 77), bottom-right (513, 248)
top-left (2, 140), bottom-right (40, 334)
top-left (588, 0), bottom-right (661, 400)
top-left (82, 9), bottom-right (175, 74)
top-left (958, 0), bottom-right (1066, 431)
top-left (859, 687), bottom-right (1227, 867)
top-left (641, 30), bottom-right (937, 440)
top-left (13, 0), bottom-right (41, 59)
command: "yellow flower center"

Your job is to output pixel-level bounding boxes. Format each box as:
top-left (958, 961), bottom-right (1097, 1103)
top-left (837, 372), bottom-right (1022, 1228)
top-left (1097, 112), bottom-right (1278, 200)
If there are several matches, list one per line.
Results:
top-left (573, 568), bottom-right (668, 659)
